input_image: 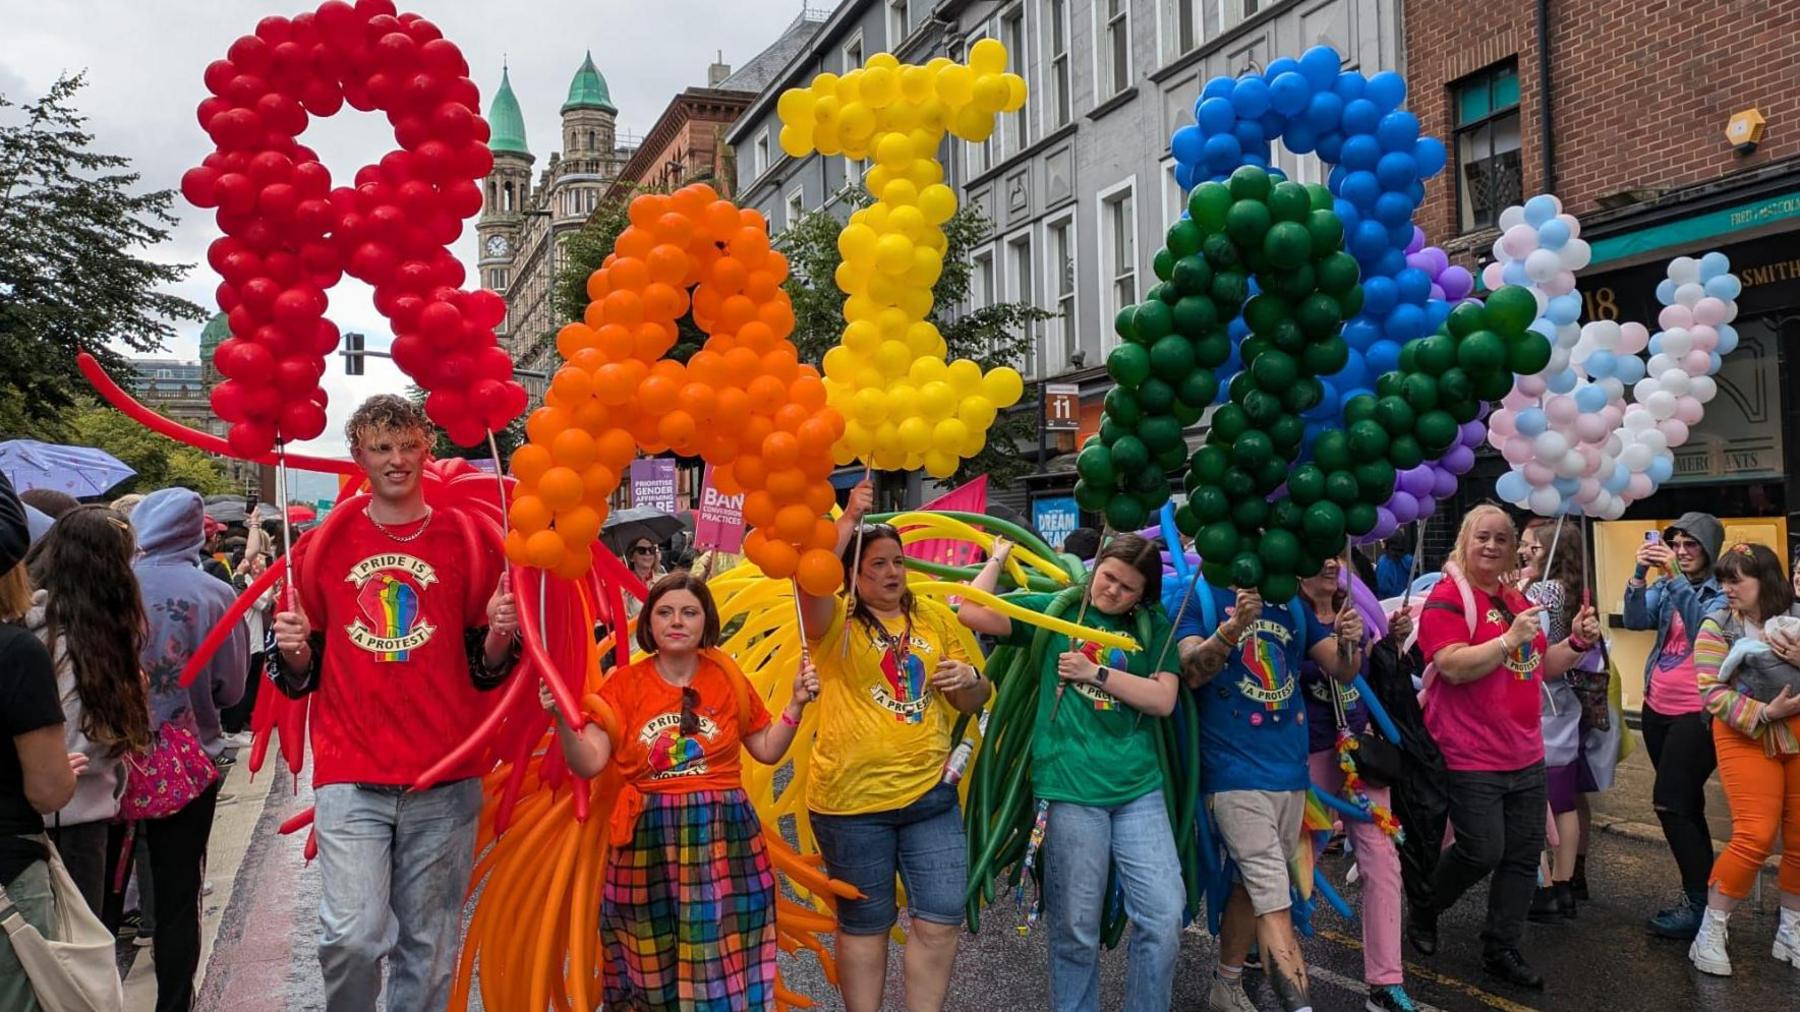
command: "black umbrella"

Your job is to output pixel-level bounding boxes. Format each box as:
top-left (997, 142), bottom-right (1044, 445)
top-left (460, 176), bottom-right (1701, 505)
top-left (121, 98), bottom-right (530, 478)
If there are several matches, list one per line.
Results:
top-left (600, 506), bottom-right (688, 556)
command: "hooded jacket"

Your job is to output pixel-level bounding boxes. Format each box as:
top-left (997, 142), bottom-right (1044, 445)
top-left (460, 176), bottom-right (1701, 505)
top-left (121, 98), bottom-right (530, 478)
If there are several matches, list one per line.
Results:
top-left (1622, 511), bottom-right (1726, 692)
top-left (26, 591), bottom-right (125, 826)
top-left (131, 489), bottom-right (248, 757)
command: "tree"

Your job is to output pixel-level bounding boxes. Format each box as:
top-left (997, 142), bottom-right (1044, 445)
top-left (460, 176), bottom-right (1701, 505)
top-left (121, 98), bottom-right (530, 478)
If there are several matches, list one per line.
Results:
top-left (64, 400), bottom-right (231, 496)
top-left (0, 74), bottom-right (206, 438)
top-left (551, 185), bottom-right (704, 364)
top-left (776, 188), bottom-right (1052, 486)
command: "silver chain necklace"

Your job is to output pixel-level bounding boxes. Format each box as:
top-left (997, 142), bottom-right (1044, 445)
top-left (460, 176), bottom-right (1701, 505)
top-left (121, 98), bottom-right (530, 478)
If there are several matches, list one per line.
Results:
top-left (365, 506), bottom-right (434, 543)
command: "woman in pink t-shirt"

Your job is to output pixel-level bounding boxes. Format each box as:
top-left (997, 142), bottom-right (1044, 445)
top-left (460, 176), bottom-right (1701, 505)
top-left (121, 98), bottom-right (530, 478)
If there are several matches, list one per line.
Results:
top-left (1407, 506), bottom-right (1599, 990)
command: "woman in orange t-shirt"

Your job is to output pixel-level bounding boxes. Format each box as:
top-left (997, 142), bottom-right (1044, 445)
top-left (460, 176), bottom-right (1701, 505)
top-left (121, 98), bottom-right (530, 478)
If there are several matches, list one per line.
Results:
top-left (544, 572), bottom-right (819, 1009)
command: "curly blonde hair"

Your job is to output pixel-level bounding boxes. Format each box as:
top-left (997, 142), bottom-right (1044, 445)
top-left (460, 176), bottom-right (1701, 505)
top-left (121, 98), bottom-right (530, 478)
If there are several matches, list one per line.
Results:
top-left (345, 394), bottom-right (431, 451)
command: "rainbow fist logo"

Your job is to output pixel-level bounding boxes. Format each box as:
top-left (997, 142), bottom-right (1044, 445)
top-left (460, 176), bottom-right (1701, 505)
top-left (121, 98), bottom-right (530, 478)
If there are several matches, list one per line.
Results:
top-left (345, 554), bottom-right (439, 661)
top-left (880, 646), bottom-right (929, 724)
top-left (1235, 627), bottom-right (1295, 710)
top-left (1076, 640), bottom-right (1128, 711)
top-left (649, 728), bottom-right (705, 777)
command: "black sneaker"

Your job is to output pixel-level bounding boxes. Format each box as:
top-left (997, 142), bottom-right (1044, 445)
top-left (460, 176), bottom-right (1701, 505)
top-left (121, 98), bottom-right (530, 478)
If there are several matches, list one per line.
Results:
top-left (1482, 948), bottom-right (1545, 989)
top-left (1366, 984), bottom-right (1419, 1012)
top-left (1570, 856), bottom-right (1589, 901)
top-left (1556, 881), bottom-right (1577, 920)
top-left (1407, 906), bottom-right (1438, 956)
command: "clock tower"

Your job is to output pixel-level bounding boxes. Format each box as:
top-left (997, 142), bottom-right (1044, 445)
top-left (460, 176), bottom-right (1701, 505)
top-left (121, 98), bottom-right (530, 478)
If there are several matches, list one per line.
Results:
top-left (477, 63), bottom-right (533, 324)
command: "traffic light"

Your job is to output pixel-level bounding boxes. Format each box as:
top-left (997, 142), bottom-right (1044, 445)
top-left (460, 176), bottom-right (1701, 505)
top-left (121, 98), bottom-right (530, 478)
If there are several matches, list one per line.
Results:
top-left (343, 331), bottom-right (365, 375)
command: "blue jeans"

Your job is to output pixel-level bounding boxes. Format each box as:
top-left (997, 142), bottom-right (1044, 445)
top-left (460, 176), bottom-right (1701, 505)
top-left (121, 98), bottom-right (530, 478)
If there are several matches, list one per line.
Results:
top-left (809, 783), bottom-right (968, 935)
top-left (313, 779), bottom-right (482, 1012)
top-left (1044, 790), bottom-right (1184, 1012)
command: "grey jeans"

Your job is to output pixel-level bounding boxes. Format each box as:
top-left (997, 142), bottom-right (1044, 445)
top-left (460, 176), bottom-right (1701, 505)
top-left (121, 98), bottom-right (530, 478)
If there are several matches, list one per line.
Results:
top-left (313, 779), bottom-right (482, 1012)
top-left (0, 860), bottom-right (53, 1012)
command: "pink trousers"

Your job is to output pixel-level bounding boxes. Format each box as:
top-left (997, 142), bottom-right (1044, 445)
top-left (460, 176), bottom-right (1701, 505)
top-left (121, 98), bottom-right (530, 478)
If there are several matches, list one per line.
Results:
top-left (1309, 749), bottom-right (1404, 987)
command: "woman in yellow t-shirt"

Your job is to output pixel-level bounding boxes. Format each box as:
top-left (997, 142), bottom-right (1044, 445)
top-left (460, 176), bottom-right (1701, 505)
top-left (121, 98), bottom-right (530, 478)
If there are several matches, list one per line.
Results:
top-left (797, 480), bottom-right (991, 1012)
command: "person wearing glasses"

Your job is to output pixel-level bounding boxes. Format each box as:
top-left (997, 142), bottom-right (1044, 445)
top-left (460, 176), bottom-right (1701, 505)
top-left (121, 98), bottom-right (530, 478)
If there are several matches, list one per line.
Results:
top-left (1623, 511), bottom-right (1724, 940)
top-left (545, 571), bottom-right (818, 1007)
top-left (623, 537), bottom-right (667, 620)
top-left (796, 480), bottom-right (990, 1012)
top-left (957, 532), bottom-right (1183, 1012)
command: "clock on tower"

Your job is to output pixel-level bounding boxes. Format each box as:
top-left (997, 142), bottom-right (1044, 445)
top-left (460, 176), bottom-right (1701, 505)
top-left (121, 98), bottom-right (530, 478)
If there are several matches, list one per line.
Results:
top-left (485, 234), bottom-right (511, 259)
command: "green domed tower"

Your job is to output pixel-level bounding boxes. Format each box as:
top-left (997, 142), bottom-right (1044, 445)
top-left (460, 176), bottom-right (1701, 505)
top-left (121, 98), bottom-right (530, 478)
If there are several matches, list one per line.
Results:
top-left (198, 312), bottom-right (230, 386)
top-left (559, 51), bottom-right (618, 182)
top-left (479, 63), bottom-right (534, 295)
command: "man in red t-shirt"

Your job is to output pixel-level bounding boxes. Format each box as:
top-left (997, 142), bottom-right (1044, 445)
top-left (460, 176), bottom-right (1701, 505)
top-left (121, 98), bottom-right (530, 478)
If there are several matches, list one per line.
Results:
top-left (270, 395), bottom-right (518, 1012)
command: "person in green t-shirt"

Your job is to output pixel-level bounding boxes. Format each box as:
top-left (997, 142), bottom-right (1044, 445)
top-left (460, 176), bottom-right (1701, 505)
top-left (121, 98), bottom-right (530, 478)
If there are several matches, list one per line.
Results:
top-left (958, 532), bottom-right (1184, 1012)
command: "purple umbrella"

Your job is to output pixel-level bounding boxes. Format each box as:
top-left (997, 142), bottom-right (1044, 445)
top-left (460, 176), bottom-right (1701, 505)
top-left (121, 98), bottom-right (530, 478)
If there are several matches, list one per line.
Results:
top-left (0, 440), bottom-right (136, 498)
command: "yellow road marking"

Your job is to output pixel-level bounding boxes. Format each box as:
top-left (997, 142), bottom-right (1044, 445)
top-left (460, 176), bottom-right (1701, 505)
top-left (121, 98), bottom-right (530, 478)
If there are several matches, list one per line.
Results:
top-left (1315, 927), bottom-right (1543, 1012)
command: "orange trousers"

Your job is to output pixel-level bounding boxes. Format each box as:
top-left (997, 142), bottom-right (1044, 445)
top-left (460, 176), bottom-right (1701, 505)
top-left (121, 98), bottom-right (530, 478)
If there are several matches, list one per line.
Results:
top-left (1710, 719), bottom-right (1800, 899)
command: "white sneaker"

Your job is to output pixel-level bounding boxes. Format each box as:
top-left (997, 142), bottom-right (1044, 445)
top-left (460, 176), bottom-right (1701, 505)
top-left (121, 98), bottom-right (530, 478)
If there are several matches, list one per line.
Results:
top-left (1208, 975), bottom-right (1259, 1012)
top-left (1689, 912), bottom-right (1732, 976)
top-left (220, 730), bottom-right (254, 749)
top-left (1774, 914), bottom-right (1800, 968)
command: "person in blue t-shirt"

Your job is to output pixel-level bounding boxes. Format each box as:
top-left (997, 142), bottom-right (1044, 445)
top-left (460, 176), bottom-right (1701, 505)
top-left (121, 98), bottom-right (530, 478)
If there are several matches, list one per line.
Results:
top-left (1176, 583), bottom-right (1364, 1012)
top-left (1376, 539), bottom-right (1414, 600)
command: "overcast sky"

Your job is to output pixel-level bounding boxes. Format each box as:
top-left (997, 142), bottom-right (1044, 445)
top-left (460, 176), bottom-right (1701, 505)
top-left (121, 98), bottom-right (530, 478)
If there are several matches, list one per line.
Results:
top-left (0, 0), bottom-right (806, 456)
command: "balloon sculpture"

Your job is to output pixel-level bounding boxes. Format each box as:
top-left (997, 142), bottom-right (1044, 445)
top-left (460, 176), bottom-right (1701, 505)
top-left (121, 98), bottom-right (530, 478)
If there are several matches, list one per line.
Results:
top-left (1075, 162), bottom-right (1548, 600)
top-left (181, 0), bottom-right (527, 456)
top-left (1484, 195), bottom-right (1743, 517)
top-left (777, 41), bottom-right (1028, 476)
top-left (504, 184), bottom-right (846, 589)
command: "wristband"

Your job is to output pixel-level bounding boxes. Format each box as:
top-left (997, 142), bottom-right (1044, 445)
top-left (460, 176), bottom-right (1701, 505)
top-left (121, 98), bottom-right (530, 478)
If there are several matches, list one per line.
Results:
top-left (1567, 636), bottom-right (1593, 653)
top-left (780, 709), bottom-right (801, 728)
top-left (1216, 627), bottom-right (1242, 649)
top-left (1633, 564), bottom-right (1648, 579)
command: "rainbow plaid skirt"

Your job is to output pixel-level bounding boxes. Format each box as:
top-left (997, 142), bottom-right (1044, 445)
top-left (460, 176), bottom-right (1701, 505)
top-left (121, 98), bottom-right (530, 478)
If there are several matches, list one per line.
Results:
top-left (603, 788), bottom-right (777, 1010)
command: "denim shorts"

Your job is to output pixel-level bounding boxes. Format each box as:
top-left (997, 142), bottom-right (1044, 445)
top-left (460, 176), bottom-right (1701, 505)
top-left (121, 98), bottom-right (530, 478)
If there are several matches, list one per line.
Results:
top-left (809, 782), bottom-right (968, 935)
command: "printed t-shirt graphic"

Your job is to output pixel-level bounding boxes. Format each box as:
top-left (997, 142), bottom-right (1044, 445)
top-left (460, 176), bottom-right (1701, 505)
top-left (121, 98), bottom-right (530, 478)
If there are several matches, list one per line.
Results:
top-left (344, 552), bottom-right (439, 660)
top-left (600, 653), bottom-right (769, 792)
top-left (1238, 619), bottom-right (1298, 712)
top-left (807, 597), bottom-right (969, 816)
top-left (1485, 605), bottom-right (1540, 679)
top-left (295, 514), bottom-right (501, 788)
top-left (1072, 638), bottom-right (1128, 710)
top-left (874, 623), bottom-right (930, 723)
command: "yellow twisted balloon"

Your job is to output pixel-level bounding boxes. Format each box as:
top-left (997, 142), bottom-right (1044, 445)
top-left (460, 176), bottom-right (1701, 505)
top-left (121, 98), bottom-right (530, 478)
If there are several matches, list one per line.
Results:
top-left (776, 41), bottom-right (1029, 477)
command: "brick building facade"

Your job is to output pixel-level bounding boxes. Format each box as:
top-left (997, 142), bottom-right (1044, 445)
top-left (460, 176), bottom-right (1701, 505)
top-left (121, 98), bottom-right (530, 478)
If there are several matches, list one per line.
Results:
top-left (1404, 0), bottom-right (1800, 539)
top-left (1405, 0), bottom-right (1800, 250)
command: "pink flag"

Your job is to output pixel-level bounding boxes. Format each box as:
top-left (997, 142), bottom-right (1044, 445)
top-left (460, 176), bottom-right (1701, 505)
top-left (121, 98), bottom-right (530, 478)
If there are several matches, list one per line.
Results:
top-left (904, 476), bottom-right (990, 568)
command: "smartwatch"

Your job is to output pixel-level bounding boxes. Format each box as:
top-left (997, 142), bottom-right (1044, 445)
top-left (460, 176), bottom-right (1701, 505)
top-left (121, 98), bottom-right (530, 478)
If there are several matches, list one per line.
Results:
top-left (1094, 665), bottom-right (1111, 686)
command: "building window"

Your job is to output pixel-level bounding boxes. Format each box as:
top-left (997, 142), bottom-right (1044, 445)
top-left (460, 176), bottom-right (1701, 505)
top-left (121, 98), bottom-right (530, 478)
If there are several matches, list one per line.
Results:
top-left (1044, 0), bottom-right (1072, 127)
top-left (754, 129), bottom-right (771, 178)
top-left (843, 33), bottom-right (864, 72)
top-left (502, 181), bottom-right (514, 212)
top-left (888, 0), bottom-right (910, 47)
top-left (1001, 5), bottom-right (1029, 157)
top-left (1100, 0), bottom-right (1131, 100)
top-left (787, 188), bottom-right (806, 227)
top-left (1007, 231), bottom-right (1036, 373)
top-left (1099, 179), bottom-right (1137, 346)
top-left (1046, 214), bottom-right (1076, 372)
top-left (1453, 61), bottom-right (1522, 232)
top-left (965, 30), bottom-right (995, 177)
top-left (973, 248), bottom-right (996, 313)
top-left (1161, 158), bottom-right (1182, 228)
